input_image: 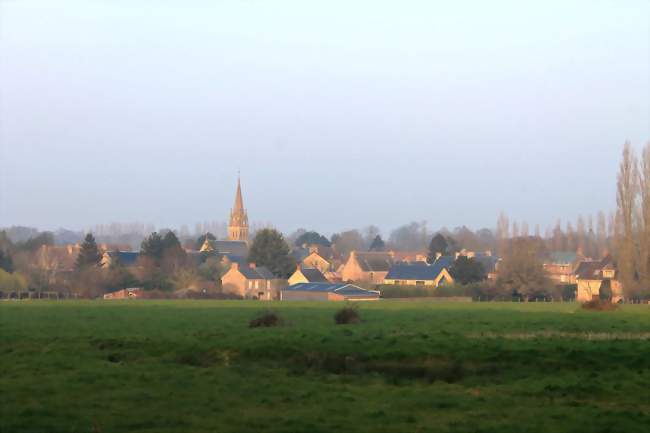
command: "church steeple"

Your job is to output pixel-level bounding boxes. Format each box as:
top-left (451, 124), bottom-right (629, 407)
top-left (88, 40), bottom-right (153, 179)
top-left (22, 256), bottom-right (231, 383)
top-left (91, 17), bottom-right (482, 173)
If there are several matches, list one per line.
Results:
top-left (228, 175), bottom-right (249, 241)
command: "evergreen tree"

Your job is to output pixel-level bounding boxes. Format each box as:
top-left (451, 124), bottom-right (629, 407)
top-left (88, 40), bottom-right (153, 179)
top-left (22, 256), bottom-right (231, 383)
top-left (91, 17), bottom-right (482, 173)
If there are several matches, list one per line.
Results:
top-left (450, 256), bottom-right (486, 285)
top-left (162, 231), bottom-right (182, 251)
top-left (294, 231), bottom-right (331, 247)
top-left (141, 232), bottom-right (164, 260)
top-left (369, 235), bottom-right (385, 251)
top-left (427, 234), bottom-right (449, 263)
top-left (75, 233), bottom-right (103, 270)
top-left (248, 228), bottom-right (296, 277)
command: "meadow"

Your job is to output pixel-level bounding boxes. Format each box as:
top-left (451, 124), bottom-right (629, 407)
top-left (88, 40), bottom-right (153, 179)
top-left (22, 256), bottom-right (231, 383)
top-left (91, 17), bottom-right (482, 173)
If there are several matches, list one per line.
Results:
top-left (1, 300), bottom-right (649, 433)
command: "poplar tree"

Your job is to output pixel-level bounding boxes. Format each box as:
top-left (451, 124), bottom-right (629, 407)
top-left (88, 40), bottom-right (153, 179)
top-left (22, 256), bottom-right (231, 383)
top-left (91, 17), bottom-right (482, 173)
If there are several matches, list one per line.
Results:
top-left (75, 233), bottom-right (103, 270)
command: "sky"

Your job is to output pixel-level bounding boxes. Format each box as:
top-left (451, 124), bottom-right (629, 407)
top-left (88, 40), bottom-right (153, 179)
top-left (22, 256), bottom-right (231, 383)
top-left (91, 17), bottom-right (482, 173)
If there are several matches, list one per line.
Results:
top-left (0, 0), bottom-right (649, 236)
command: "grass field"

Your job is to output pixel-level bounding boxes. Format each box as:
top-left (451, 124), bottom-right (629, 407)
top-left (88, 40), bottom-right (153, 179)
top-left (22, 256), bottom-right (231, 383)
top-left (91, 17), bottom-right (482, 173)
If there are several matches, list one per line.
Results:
top-left (2, 300), bottom-right (650, 433)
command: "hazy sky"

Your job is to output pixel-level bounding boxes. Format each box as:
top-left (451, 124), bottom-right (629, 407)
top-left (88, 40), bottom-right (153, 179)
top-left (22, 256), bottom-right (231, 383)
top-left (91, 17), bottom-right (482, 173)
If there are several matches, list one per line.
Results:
top-left (1, 0), bottom-right (649, 235)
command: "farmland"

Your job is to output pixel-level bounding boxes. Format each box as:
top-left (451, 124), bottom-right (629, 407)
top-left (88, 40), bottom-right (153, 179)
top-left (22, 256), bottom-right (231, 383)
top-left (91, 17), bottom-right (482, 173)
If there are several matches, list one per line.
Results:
top-left (1, 301), bottom-right (650, 433)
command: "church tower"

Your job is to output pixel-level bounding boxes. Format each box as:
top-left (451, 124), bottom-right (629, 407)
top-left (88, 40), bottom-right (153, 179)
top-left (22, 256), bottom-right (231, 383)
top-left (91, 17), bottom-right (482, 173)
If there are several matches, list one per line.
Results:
top-left (228, 176), bottom-right (249, 241)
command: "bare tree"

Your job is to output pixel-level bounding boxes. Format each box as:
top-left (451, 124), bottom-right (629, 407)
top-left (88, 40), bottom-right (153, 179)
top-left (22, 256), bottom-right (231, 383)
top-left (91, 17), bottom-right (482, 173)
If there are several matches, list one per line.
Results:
top-left (616, 142), bottom-right (639, 296)
top-left (638, 142), bottom-right (650, 291)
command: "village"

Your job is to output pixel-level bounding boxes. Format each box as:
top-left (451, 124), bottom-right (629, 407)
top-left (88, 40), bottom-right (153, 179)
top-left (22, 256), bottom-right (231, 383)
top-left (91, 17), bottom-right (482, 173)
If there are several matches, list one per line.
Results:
top-left (0, 173), bottom-right (633, 304)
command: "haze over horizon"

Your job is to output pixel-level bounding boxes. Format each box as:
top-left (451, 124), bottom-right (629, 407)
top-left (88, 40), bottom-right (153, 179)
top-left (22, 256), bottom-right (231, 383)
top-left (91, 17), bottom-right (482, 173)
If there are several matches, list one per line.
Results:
top-left (1, 0), bottom-right (648, 235)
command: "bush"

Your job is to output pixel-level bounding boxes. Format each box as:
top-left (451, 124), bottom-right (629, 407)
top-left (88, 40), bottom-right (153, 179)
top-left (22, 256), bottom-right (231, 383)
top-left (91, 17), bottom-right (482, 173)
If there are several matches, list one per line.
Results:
top-left (581, 299), bottom-right (618, 311)
top-left (249, 311), bottom-right (282, 328)
top-left (334, 306), bottom-right (361, 325)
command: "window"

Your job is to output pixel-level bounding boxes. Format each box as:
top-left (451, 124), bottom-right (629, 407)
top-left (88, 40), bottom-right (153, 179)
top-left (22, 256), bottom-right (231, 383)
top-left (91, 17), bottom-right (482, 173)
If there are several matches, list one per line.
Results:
top-left (415, 281), bottom-right (425, 286)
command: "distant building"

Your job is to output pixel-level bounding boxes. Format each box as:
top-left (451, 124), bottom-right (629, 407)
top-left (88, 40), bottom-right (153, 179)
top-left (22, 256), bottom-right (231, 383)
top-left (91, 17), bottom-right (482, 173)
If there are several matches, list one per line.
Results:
top-left (544, 251), bottom-right (579, 285)
top-left (340, 251), bottom-right (394, 283)
top-left (384, 257), bottom-right (454, 286)
top-left (281, 282), bottom-right (380, 301)
top-left (575, 255), bottom-right (623, 302)
top-left (228, 176), bottom-right (249, 242)
top-left (288, 266), bottom-right (328, 285)
top-left (101, 251), bottom-right (140, 269)
top-left (221, 262), bottom-right (287, 300)
top-left (103, 288), bottom-right (143, 300)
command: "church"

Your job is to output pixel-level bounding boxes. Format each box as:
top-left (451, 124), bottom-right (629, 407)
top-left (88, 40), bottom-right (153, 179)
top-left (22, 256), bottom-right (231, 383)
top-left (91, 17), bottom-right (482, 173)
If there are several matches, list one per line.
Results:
top-left (199, 177), bottom-right (250, 259)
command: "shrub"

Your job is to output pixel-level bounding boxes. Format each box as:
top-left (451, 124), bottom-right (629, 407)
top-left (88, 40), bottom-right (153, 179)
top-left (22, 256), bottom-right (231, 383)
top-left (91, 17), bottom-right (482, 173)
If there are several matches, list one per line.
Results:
top-left (249, 311), bottom-right (282, 328)
top-left (334, 306), bottom-right (361, 325)
top-left (581, 299), bottom-right (618, 311)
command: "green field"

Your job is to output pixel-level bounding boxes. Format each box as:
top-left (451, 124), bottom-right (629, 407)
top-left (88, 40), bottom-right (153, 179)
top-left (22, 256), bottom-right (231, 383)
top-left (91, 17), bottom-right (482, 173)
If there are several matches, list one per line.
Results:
top-left (2, 301), bottom-right (650, 433)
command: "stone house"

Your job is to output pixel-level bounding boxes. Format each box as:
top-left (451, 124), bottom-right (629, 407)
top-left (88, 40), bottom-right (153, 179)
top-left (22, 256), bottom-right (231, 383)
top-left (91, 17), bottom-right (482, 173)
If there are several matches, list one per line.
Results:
top-left (288, 266), bottom-right (328, 285)
top-left (340, 251), bottom-right (394, 284)
top-left (221, 262), bottom-right (287, 300)
top-left (575, 256), bottom-right (623, 302)
top-left (384, 258), bottom-right (454, 286)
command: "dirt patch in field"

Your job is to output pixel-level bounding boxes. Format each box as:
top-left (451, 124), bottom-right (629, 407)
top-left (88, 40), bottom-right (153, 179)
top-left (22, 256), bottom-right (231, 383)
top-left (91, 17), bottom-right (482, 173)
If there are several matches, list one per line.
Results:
top-left (465, 331), bottom-right (650, 341)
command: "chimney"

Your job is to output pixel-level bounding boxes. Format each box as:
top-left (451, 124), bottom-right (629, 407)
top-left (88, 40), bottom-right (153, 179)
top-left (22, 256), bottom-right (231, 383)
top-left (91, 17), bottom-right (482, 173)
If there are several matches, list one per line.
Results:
top-left (231, 262), bottom-right (239, 271)
top-left (436, 252), bottom-right (442, 260)
top-left (249, 263), bottom-right (256, 269)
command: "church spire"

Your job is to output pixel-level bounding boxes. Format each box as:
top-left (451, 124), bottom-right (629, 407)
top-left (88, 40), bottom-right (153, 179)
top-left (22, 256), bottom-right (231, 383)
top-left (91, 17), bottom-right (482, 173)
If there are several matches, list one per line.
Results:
top-left (228, 175), bottom-right (249, 241)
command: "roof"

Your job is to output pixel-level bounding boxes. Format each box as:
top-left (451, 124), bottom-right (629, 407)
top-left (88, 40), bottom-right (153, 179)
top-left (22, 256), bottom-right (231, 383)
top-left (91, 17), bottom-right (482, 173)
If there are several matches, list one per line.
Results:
top-left (299, 267), bottom-right (328, 282)
top-left (238, 265), bottom-right (276, 280)
top-left (211, 240), bottom-right (248, 256)
top-left (353, 252), bottom-right (394, 272)
top-left (284, 282), bottom-right (379, 297)
top-left (548, 251), bottom-right (578, 265)
top-left (386, 260), bottom-right (450, 281)
top-left (432, 255), bottom-right (455, 269)
top-left (575, 255), bottom-right (617, 281)
top-left (108, 251), bottom-right (140, 267)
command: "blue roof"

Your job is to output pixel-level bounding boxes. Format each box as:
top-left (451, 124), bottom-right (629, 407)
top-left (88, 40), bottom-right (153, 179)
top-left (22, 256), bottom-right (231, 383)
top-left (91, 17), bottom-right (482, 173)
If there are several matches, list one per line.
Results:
top-left (284, 283), bottom-right (379, 297)
top-left (473, 255), bottom-right (499, 273)
top-left (111, 251), bottom-right (139, 266)
top-left (386, 259), bottom-right (450, 281)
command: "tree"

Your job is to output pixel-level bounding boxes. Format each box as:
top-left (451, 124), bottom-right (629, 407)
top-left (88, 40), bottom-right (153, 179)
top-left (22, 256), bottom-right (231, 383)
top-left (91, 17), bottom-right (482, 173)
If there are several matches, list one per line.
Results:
top-left (294, 231), bottom-right (331, 247)
top-left (427, 234), bottom-right (448, 263)
top-left (75, 233), bottom-right (102, 270)
top-left (638, 142), bottom-right (650, 295)
top-left (389, 221), bottom-right (429, 250)
top-left (496, 237), bottom-right (555, 300)
top-left (616, 142), bottom-right (639, 296)
top-left (450, 256), bottom-right (486, 285)
top-left (331, 230), bottom-right (365, 256)
top-left (248, 228), bottom-right (296, 277)
top-left (141, 232), bottom-right (165, 260)
top-left (162, 231), bottom-right (182, 251)
top-left (369, 235), bottom-right (385, 252)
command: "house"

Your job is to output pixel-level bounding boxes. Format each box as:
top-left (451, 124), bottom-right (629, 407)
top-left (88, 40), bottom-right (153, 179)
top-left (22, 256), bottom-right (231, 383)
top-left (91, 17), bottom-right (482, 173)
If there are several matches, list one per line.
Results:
top-left (281, 282), bottom-right (380, 301)
top-left (389, 251), bottom-right (428, 263)
top-left (340, 251), bottom-right (394, 283)
top-left (288, 266), bottom-right (328, 285)
top-left (575, 256), bottom-right (623, 302)
top-left (543, 251), bottom-right (579, 285)
top-left (220, 262), bottom-right (287, 300)
top-left (384, 258), bottom-right (454, 286)
top-left (103, 287), bottom-right (143, 300)
top-left (301, 250), bottom-right (333, 273)
top-left (472, 254), bottom-right (500, 281)
top-left (101, 251), bottom-right (140, 269)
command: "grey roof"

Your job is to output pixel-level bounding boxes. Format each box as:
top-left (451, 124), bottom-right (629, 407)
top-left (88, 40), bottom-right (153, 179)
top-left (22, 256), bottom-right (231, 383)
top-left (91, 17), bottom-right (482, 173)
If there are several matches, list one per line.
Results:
top-left (354, 252), bottom-right (394, 272)
top-left (299, 267), bottom-right (328, 282)
top-left (386, 260), bottom-right (450, 281)
top-left (210, 240), bottom-right (248, 256)
top-left (548, 251), bottom-right (578, 265)
top-left (239, 265), bottom-right (275, 280)
top-left (284, 282), bottom-right (379, 297)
